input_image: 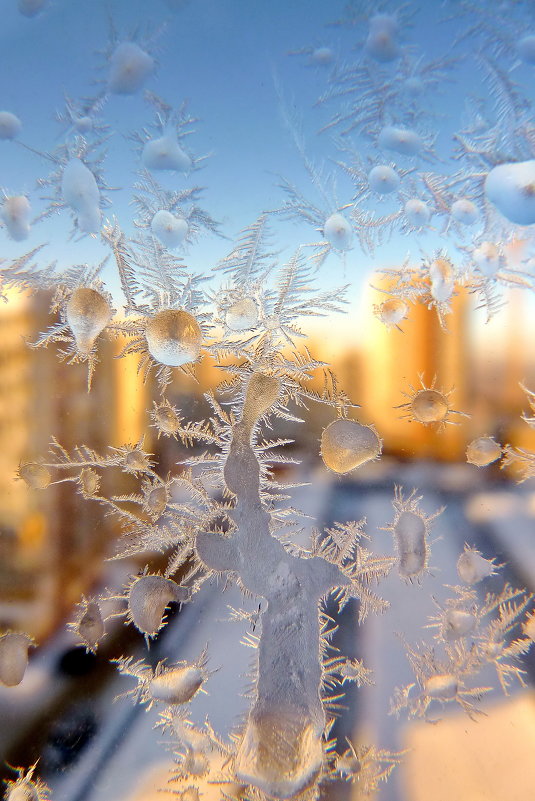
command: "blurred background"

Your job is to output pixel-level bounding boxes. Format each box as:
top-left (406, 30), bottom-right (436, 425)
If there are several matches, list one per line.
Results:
top-left (2, 281), bottom-right (535, 801)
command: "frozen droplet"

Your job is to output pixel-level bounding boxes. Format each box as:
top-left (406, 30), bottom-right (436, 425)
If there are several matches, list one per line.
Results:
top-left (378, 125), bottom-right (422, 156)
top-left (128, 575), bottom-right (186, 637)
top-left (145, 309), bottom-right (202, 367)
top-left (235, 709), bottom-right (323, 798)
top-left (149, 664), bottom-right (205, 704)
top-left (0, 111), bottom-right (22, 140)
top-left (457, 545), bottom-right (496, 584)
top-left (485, 160), bottom-right (535, 226)
top-left (321, 419), bottom-right (382, 474)
top-left (66, 287), bottom-right (112, 355)
top-left (154, 404), bottom-right (180, 435)
top-left (225, 297), bottom-right (259, 331)
top-left (242, 372), bottom-right (281, 427)
top-left (78, 468), bottom-right (100, 496)
top-left (518, 35), bottom-right (535, 64)
top-left (7, 780), bottom-right (39, 801)
top-left (0, 632), bottom-right (32, 687)
top-left (472, 242), bottom-right (500, 277)
top-left (108, 41), bottom-right (154, 94)
top-left (311, 47), bottom-right (334, 65)
top-left (451, 198), bottom-right (479, 225)
top-left (323, 212), bottom-right (353, 251)
top-left (394, 510), bottom-right (427, 578)
top-left (429, 258), bottom-right (454, 303)
top-left (142, 133), bottom-right (192, 172)
top-left (19, 462), bottom-right (51, 489)
top-left (151, 210), bottom-right (189, 248)
top-left (403, 76), bottom-right (424, 95)
top-left (365, 16), bottom-right (399, 62)
top-left (466, 436), bottom-right (502, 467)
top-left (376, 297), bottom-right (409, 326)
top-left (424, 673), bottom-right (458, 699)
top-left (61, 158), bottom-right (101, 233)
top-left (1, 196), bottom-right (31, 241)
top-left (443, 609), bottom-right (476, 640)
top-left (77, 600), bottom-right (105, 651)
top-left (145, 485), bottom-right (168, 519)
top-left (404, 198), bottom-right (430, 226)
top-left (368, 165), bottom-right (400, 194)
top-left (411, 389), bottom-right (449, 423)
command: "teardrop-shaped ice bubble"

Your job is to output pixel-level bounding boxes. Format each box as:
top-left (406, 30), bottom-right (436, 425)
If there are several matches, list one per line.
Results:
top-left (151, 210), bottom-right (189, 248)
top-left (451, 198), bottom-right (479, 225)
top-left (323, 212), bottom-right (353, 250)
top-left (66, 287), bottom-right (112, 354)
top-left (142, 133), bottom-right (192, 172)
top-left (61, 158), bottom-right (101, 233)
top-left (378, 125), bottom-right (422, 156)
top-left (404, 198), bottom-right (430, 226)
top-left (145, 309), bottom-right (202, 366)
top-left (128, 575), bottom-right (187, 637)
top-left (518, 35), bottom-right (535, 64)
top-left (368, 165), bottom-right (400, 194)
top-left (0, 111), bottom-right (22, 140)
top-left (1, 196), bottom-right (31, 241)
top-left (484, 160), bottom-right (535, 226)
top-left (108, 42), bottom-right (155, 95)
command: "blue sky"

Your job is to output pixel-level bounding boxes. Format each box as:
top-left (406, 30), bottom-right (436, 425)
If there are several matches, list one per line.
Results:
top-left (1, 0), bottom-right (535, 314)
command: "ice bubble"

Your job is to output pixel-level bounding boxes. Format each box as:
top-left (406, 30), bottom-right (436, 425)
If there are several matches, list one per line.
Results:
top-left (61, 157), bottom-right (101, 233)
top-left (225, 297), bottom-right (259, 331)
top-left (142, 133), bottom-right (192, 172)
top-left (518, 35), bottom-right (535, 64)
top-left (108, 42), bottom-right (155, 95)
top-left (376, 297), bottom-right (409, 326)
top-left (145, 309), bottom-right (202, 367)
top-left (323, 212), bottom-right (353, 250)
top-left (429, 258), bottom-right (454, 303)
top-left (368, 165), bottom-right (400, 194)
top-left (404, 198), bottom-right (430, 226)
top-left (365, 29), bottom-right (399, 61)
top-left (378, 125), bottom-right (422, 156)
top-left (1, 196), bottom-right (31, 241)
top-left (74, 115), bottom-right (93, 134)
top-left (365, 16), bottom-right (399, 62)
top-left (451, 198), bottom-right (479, 225)
top-left (0, 111), bottom-right (22, 140)
top-left (473, 242), bottom-right (500, 276)
top-left (484, 160), bottom-right (535, 226)
top-left (404, 76), bottom-right (424, 95)
top-left (151, 210), bottom-right (189, 249)
top-left (321, 419), bottom-right (382, 474)
top-left (466, 436), bottom-right (502, 467)
top-left (311, 47), bottom-right (334, 65)
top-left (0, 632), bottom-right (32, 687)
